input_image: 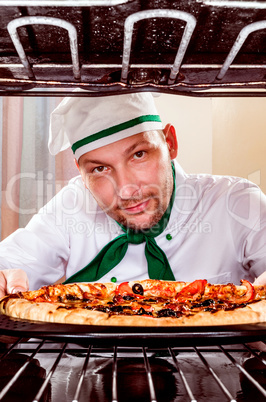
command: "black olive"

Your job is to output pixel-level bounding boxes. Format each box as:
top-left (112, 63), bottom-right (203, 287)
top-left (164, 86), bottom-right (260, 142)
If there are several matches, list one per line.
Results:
top-left (137, 307), bottom-right (152, 316)
top-left (132, 283), bottom-right (144, 295)
top-left (109, 305), bottom-right (124, 313)
top-left (192, 299), bottom-right (214, 308)
top-left (123, 295), bottom-right (135, 301)
top-left (94, 305), bottom-right (109, 313)
top-left (157, 309), bottom-right (182, 318)
top-left (144, 298), bottom-right (158, 303)
top-left (57, 305), bottom-right (74, 310)
top-left (66, 294), bottom-right (79, 301)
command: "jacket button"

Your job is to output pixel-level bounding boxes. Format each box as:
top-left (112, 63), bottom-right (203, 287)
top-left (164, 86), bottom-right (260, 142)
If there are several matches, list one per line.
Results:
top-left (111, 277), bottom-right (117, 283)
top-left (166, 234), bottom-right (172, 241)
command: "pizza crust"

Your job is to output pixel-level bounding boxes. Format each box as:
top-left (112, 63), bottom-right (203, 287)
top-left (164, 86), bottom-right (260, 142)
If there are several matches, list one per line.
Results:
top-left (1, 297), bottom-right (265, 327)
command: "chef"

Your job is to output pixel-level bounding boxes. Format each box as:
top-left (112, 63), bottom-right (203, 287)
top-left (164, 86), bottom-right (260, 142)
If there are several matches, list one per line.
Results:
top-left (0, 91), bottom-right (266, 297)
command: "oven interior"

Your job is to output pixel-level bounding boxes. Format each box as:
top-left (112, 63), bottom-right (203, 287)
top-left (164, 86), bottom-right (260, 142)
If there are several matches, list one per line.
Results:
top-left (0, 0), bottom-right (266, 96)
top-left (0, 337), bottom-right (266, 401)
top-left (0, 1), bottom-right (266, 401)
top-left (0, 312), bottom-right (265, 401)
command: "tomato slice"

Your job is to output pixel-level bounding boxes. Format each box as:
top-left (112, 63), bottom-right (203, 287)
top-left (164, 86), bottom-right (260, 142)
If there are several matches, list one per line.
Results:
top-left (115, 282), bottom-right (134, 296)
top-left (241, 279), bottom-right (255, 301)
top-left (32, 296), bottom-right (47, 303)
top-left (175, 279), bottom-right (207, 300)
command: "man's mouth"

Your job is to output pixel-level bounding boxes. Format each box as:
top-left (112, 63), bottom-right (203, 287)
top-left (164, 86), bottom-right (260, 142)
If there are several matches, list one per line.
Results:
top-left (120, 199), bottom-right (150, 214)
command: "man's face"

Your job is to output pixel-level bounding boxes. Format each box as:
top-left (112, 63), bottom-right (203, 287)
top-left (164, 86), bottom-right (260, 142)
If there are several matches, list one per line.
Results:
top-left (78, 129), bottom-right (177, 231)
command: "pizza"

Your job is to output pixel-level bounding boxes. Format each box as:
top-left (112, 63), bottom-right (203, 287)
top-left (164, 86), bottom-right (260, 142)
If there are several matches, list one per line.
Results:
top-left (0, 279), bottom-right (266, 326)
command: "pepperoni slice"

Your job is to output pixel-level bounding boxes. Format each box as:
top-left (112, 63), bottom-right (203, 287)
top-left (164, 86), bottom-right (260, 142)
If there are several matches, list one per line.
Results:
top-left (115, 282), bottom-right (134, 296)
top-left (115, 282), bottom-right (144, 299)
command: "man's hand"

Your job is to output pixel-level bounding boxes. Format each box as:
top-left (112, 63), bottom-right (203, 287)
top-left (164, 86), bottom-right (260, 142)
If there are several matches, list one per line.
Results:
top-left (0, 269), bottom-right (29, 298)
top-left (253, 271), bottom-right (266, 286)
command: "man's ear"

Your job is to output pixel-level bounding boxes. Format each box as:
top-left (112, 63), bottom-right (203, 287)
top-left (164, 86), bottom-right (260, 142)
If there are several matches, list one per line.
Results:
top-left (74, 158), bottom-right (80, 172)
top-left (163, 123), bottom-right (178, 159)
top-left (74, 158), bottom-right (88, 188)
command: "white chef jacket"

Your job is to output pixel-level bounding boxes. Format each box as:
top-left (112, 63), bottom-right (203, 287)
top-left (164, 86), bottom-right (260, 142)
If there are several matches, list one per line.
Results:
top-left (0, 161), bottom-right (265, 290)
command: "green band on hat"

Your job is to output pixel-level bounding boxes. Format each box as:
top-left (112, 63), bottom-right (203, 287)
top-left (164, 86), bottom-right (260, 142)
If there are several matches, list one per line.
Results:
top-left (71, 114), bottom-right (161, 154)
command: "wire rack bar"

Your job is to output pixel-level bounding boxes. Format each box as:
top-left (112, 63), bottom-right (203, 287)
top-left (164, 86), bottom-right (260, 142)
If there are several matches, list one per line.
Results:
top-left (243, 342), bottom-right (266, 365)
top-left (112, 345), bottom-right (118, 402)
top-left (0, 337), bottom-right (23, 361)
top-left (0, 339), bottom-right (45, 400)
top-left (217, 20), bottom-right (266, 80)
top-left (168, 347), bottom-right (197, 402)
top-left (121, 9), bottom-right (196, 85)
top-left (142, 347), bottom-right (157, 402)
top-left (219, 344), bottom-right (266, 398)
top-left (72, 345), bottom-right (93, 402)
top-left (0, 1), bottom-right (129, 5)
top-left (193, 346), bottom-right (236, 402)
top-left (33, 342), bottom-right (68, 402)
top-left (7, 16), bottom-right (80, 80)
top-left (200, 0), bottom-right (266, 9)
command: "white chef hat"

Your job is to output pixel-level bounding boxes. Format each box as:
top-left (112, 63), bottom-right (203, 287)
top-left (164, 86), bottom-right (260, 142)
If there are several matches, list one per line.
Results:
top-left (48, 90), bottom-right (163, 160)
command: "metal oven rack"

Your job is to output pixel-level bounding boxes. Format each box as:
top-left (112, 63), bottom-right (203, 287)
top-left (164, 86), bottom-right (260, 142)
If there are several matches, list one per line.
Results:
top-left (1, 0), bottom-right (266, 96)
top-left (0, 313), bottom-right (266, 401)
top-left (0, 338), bottom-right (266, 401)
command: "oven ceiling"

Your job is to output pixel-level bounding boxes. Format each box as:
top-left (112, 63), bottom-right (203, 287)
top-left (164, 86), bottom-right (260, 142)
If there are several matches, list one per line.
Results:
top-left (1, 0), bottom-right (266, 96)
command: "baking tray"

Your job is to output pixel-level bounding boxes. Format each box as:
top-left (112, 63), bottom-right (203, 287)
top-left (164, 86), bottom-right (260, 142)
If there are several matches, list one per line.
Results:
top-left (0, 313), bottom-right (266, 347)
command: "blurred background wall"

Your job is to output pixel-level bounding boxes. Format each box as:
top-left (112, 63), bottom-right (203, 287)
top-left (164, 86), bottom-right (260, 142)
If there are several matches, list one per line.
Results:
top-left (155, 94), bottom-right (266, 193)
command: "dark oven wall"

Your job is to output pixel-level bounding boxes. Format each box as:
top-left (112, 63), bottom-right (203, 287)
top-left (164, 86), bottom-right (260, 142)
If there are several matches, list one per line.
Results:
top-left (0, 0), bottom-right (266, 97)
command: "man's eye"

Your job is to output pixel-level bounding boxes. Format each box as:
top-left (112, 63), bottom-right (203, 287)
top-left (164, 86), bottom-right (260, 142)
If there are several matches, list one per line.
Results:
top-left (92, 166), bottom-right (107, 173)
top-left (133, 151), bottom-right (145, 159)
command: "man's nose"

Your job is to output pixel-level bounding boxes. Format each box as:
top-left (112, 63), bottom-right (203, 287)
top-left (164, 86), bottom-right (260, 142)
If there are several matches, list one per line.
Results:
top-left (116, 171), bottom-right (141, 199)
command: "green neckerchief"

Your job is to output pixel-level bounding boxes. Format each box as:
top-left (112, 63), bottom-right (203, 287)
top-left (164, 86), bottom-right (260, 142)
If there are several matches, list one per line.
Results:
top-left (64, 163), bottom-right (176, 283)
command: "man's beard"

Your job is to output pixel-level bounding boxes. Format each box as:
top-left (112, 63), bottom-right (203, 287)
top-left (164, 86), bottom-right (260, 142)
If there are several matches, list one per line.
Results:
top-left (115, 196), bottom-right (163, 231)
top-left (112, 177), bottom-right (173, 231)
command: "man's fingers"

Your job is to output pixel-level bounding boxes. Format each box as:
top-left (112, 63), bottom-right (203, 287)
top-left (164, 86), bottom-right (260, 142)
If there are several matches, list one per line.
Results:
top-left (5, 269), bottom-right (29, 294)
top-left (253, 271), bottom-right (266, 286)
top-left (0, 271), bottom-right (7, 299)
top-left (0, 269), bottom-right (29, 296)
